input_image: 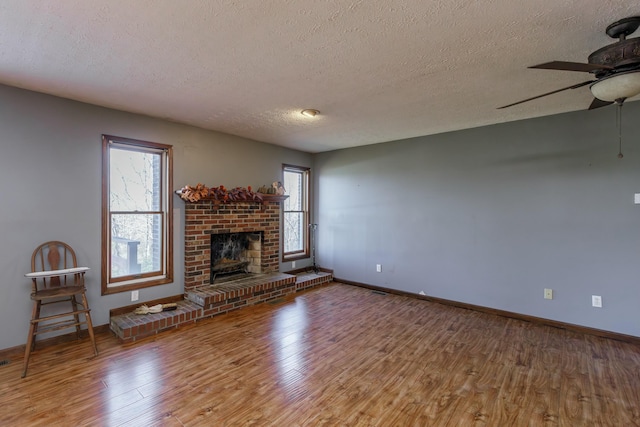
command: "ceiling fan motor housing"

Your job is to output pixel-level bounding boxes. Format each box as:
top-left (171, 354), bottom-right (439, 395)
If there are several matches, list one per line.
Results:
top-left (588, 38), bottom-right (640, 77)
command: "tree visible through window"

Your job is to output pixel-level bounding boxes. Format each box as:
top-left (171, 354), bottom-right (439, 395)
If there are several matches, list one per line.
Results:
top-left (283, 165), bottom-right (310, 260)
top-left (102, 135), bottom-right (173, 294)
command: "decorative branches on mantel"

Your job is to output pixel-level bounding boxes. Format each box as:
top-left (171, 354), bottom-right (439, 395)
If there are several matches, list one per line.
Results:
top-left (176, 184), bottom-right (287, 204)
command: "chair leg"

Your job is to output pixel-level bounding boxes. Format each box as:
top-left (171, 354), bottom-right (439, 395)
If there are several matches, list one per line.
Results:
top-left (80, 292), bottom-right (98, 356)
top-left (22, 301), bottom-right (40, 378)
top-left (70, 295), bottom-right (82, 340)
top-left (30, 301), bottom-right (41, 351)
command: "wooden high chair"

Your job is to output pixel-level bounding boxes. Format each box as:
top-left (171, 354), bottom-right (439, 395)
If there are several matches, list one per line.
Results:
top-left (22, 241), bottom-right (98, 378)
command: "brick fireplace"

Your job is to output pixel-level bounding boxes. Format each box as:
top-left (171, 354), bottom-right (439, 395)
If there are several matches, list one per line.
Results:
top-left (183, 198), bottom-right (284, 290)
top-left (110, 193), bottom-right (333, 343)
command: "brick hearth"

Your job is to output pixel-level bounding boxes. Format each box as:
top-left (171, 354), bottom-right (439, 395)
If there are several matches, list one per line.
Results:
top-left (110, 271), bottom-right (333, 342)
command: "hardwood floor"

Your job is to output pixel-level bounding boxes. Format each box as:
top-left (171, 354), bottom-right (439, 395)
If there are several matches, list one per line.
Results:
top-left (1, 282), bottom-right (639, 426)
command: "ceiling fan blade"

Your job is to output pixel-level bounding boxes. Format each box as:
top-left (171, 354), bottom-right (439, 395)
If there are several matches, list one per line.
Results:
top-left (529, 61), bottom-right (613, 72)
top-left (588, 97), bottom-right (614, 110)
top-left (497, 80), bottom-right (594, 109)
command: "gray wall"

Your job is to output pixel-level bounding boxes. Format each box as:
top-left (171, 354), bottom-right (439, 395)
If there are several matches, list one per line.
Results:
top-left (314, 102), bottom-right (640, 337)
top-left (0, 84), bottom-right (311, 350)
top-left (4, 80), bottom-right (638, 350)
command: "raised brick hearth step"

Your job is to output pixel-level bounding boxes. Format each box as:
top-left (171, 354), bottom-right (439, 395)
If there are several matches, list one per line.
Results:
top-left (110, 300), bottom-right (203, 343)
top-left (186, 272), bottom-right (296, 314)
top-left (110, 271), bottom-right (332, 342)
top-left (295, 271), bottom-right (333, 291)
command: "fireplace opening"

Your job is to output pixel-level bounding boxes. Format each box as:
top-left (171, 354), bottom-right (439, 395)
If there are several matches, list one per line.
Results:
top-left (210, 232), bottom-right (262, 283)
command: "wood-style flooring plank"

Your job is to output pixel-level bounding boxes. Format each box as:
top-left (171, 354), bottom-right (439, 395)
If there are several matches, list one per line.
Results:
top-left (1, 282), bottom-right (639, 426)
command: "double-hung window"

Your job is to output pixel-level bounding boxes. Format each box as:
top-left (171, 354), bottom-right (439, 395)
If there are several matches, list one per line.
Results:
top-left (101, 135), bottom-right (173, 294)
top-left (282, 165), bottom-right (310, 261)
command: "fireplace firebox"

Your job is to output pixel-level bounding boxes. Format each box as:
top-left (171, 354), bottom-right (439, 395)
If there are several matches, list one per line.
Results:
top-left (210, 232), bottom-right (262, 283)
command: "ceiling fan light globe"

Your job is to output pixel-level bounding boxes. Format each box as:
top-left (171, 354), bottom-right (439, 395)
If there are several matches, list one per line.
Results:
top-left (590, 71), bottom-right (640, 102)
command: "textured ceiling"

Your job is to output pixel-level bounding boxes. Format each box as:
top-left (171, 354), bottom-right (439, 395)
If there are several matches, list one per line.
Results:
top-left (1, 1), bottom-right (639, 153)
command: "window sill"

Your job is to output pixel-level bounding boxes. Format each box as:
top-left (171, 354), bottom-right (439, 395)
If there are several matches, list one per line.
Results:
top-left (102, 276), bottom-right (173, 295)
top-left (283, 253), bottom-right (310, 262)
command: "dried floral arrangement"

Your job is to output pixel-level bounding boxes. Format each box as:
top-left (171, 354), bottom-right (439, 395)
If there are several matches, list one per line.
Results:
top-left (178, 184), bottom-right (264, 203)
top-left (256, 181), bottom-right (285, 195)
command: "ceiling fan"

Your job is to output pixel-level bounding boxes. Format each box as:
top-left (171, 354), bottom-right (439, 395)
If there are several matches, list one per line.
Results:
top-left (498, 16), bottom-right (640, 110)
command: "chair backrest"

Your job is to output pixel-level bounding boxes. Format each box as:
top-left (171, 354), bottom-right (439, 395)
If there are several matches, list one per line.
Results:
top-left (31, 241), bottom-right (78, 290)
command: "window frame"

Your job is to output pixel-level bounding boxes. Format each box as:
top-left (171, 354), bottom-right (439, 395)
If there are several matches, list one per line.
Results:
top-left (101, 134), bottom-right (173, 295)
top-left (282, 164), bottom-right (310, 262)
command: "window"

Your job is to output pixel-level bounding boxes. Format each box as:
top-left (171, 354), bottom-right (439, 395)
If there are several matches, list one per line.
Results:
top-left (282, 165), bottom-right (310, 260)
top-left (101, 135), bottom-right (173, 294)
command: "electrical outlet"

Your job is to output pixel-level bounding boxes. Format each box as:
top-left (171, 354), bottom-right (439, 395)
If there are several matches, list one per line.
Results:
top-left (292, 261), bottom-right (296, 269)
top-left (592, 295), bottom-right (602, 308)
top-left (544, 288), bottom-right (553, 300)
top-left (376, 264), bottom-right (382, 273)
top-left (131, 290), bottom-right (139, 302)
